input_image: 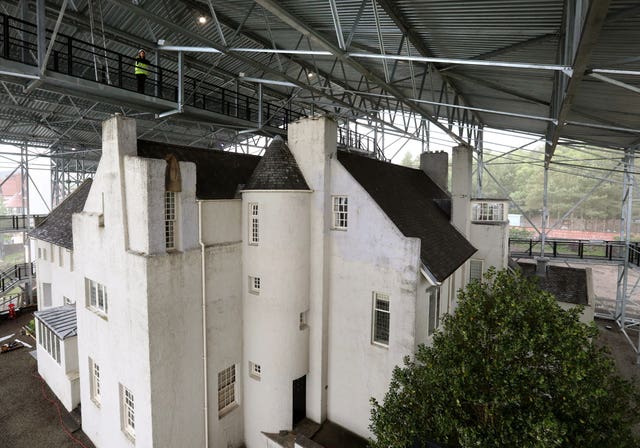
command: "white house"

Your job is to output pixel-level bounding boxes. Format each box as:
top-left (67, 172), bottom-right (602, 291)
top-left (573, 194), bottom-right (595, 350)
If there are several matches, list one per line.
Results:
top-left (31, 180), bottom-right (92, 412)
top-left (29, 114), bottom-right (509, 448)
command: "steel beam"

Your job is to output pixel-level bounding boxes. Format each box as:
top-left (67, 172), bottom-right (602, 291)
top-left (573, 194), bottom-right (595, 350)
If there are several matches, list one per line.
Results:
top-left (254, 0), bottom-right (472, 147)
top-left (545, 0), bottom-right (611, 166)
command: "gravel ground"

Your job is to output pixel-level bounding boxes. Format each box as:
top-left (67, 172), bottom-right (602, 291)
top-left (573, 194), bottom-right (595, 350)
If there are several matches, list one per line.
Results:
top-left (0, 311), bottom-right (94, 448)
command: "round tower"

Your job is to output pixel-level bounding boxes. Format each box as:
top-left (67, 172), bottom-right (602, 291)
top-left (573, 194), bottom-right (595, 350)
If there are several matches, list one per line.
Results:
top-left (242, 136), bottom-right (311, 448)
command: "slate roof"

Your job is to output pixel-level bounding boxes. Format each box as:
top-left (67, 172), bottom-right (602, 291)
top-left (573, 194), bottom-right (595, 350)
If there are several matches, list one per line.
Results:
top-left (337, 151), bottom-right (476, 282)
top-left (34, 305), bottom-right (77, 339)
top-left (244, 137), bottom-right (309, 191)
top-left (28, 179), bottom-right (92, 250)
top-left (519, 262), bottom-right (588, 305)
top-left (137, 140), bottom-right (260, 199)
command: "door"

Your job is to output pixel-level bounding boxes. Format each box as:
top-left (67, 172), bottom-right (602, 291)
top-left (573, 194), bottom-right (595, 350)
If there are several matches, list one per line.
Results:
top-left (292, 374), bottom-right (306, 427)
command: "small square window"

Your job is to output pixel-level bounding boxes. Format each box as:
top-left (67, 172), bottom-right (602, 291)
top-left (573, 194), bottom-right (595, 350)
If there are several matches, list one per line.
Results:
top-left (249, 276), bottom-right (261, 294)
top-left (299, 311), bottom-right (308, 330)
top-left (332, 196), bottom-right (348, 229)
top-left (249, 361), bottom-right (261, 380)
top-left (372, 292), bottom-right (390, 347)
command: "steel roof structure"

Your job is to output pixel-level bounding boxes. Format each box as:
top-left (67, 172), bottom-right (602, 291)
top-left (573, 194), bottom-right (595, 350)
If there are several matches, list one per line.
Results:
top-left (2, 1), bottom-right (640, 359)
top-left (0, 0), bottom-right (638, 158)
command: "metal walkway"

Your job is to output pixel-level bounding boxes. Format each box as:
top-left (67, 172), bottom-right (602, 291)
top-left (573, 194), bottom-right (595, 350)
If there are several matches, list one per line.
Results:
top-left (0, 214), bottom-right (47, 233)
top-left (509, 238), bottom-right (640, 266)
top-left (0, 12), bottom-right (384, 159)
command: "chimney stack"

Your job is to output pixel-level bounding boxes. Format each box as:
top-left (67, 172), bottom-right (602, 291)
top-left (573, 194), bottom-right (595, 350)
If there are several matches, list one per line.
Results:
top-left (420, 151), bottom-right (448, 192)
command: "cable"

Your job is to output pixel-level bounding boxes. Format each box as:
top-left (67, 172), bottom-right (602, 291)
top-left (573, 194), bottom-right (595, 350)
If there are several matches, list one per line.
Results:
top-left (32, 371), bottom-right (91, 448)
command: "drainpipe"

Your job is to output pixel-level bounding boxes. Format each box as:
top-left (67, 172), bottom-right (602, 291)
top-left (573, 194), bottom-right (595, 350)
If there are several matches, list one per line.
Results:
top-left (198, 200), bottom-right (209, 447)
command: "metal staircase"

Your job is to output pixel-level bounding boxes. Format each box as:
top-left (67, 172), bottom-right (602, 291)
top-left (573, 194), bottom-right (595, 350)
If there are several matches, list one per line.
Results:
top-left (0, 262), bottom-right (36, 314)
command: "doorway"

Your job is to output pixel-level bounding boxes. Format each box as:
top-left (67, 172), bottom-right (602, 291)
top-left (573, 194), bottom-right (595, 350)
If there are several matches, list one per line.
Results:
top-left (292, 374), bottom-right (306, 427)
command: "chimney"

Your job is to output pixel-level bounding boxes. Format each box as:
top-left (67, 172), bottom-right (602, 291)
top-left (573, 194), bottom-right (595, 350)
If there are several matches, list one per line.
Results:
top-left (451, 145), bottom-right (472, 237)
top-left (420, 151), bottom-right (448, 192)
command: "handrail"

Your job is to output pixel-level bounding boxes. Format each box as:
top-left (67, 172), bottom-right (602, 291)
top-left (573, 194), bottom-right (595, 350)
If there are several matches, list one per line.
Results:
top-left (0, 12), bottom-right (306, 131)
top-left (0, 262), bottom-right (36, 294)
top-left (509, 238), bottom-right (640, 266)
top-left (0, 12), bottom-right (383, 158)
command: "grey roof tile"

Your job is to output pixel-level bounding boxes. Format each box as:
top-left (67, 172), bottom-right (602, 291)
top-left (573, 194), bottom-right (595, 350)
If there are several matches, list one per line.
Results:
top-left (34, 305), bottom-right (77, 339)
top-left (245, 137), bottom-right (309, 191)
top-left (337, 151), bottom-right (476, 282)
top-left (28, 179), bottom-right (92, 250)
top-left (137, 140), bottom-right (260, 199)
top-left (519, 263), bottom-right (588, 305)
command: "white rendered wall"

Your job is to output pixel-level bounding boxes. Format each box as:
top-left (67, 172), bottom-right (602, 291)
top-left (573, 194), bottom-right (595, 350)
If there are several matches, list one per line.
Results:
top-left (35, 328), bottom-right (79, 411)
top-left (34, 241), bottom-right (77, 308)
top-left (326, 161), bottom-right (421, 439)
top-left (287, 117), bottom-right (335, 424)
top-left (204, 238), bottom-right (244, 448)
top-left (242, 191), bottom-right (311, 448)
top-left (74, 115), bottom-right (206, 448)
top-left (470, 222), bottom-right (509, 275)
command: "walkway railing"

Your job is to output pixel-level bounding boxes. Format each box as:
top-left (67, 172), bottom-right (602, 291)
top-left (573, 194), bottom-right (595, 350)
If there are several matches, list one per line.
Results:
top-left (509, 238), bottom-right (640, 266)
top-left (0, 262), bottom-right (36, 295)
top-left (0, 12), bottom-right (386, 160)
top-left (0, 13), bottom-right (305, 130)
top-left (0, 214), bottom-right (47, 232)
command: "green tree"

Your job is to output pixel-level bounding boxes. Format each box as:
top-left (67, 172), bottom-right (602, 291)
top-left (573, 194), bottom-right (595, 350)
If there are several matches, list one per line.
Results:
top-left (400, 152), bottom-right (419, 168)
top-left (370, 269), bottom-right (640, 448)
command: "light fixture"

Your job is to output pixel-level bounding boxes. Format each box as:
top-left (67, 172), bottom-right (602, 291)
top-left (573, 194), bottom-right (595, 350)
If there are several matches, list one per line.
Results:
top-left (307, 72), bottom-right (316, 79)
top-left (198, 16), bottom-right (207, 24)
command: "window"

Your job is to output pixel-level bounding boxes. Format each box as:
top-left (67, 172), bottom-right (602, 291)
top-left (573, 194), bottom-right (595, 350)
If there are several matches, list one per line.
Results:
top-left (332, 196), bottom-right (348, 229)
top-left (248, 276), bottom-right (261, 294)
top-left (37, 320), bottom-right (60, 364)
top-left (427, 287), bottom-right (441, 336)
top-left (58, 246), bottom-right (64, 268)
top-left (87, 279), bottom-right (108, 315)
top-left (249, 361), bottom-right (261, 380)
top-left (120, 385), bottom-right (135, 439)
top-left (89, 358), bottom-right (101, 406)
top-left (470, 259), bottom-right (483, 282)
top-left (37, 248), bottom-right (41, 259)
top-left (218, 365), bottom-right (237, 417)
top-left (372, 292), bottom-right (390, 346)
top-left (165, 191), bottom-right (178, 250)
top-left (472, 202), bottom-right (505, 222)
top-left (249, 203), bottom-right (259, 245)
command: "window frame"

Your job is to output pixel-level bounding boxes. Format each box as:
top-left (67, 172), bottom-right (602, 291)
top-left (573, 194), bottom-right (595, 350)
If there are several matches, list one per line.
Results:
top-left (469, 259), bottom-right (484, 282)
top-left (427, 287), bottom-right (441, 337)
top-left (37, 319), bottom-right (61, 364)
top-left (89, 357), bottom-right (101, 407)
top-left (331, 195), bottom-right (349, 230)
top-left (249, 361), bottom-right (262, 380)
top-left (120, 384), bottom-right (135, 440)
top-left (87, 279), bottom-right (108, 316)
top-left (165, 191), bottom-right (177, 251)
top-left (248, 276), bottom-right (261, 295)
top-left (371, 292), bottom-right (390, 347)
top-left (248, 203), bottom-right (259, 245)
top-left (217, 364), bottom-right (238, 417)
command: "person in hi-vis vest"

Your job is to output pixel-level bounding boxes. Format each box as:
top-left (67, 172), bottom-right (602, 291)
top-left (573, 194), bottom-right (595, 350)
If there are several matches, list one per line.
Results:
top-left (134, 49), bottom-right (150, 94)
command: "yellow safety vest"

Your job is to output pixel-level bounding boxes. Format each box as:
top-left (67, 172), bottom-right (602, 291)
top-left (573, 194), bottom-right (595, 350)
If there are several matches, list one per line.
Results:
top-left (135, 59), bottom-right (149, 76)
